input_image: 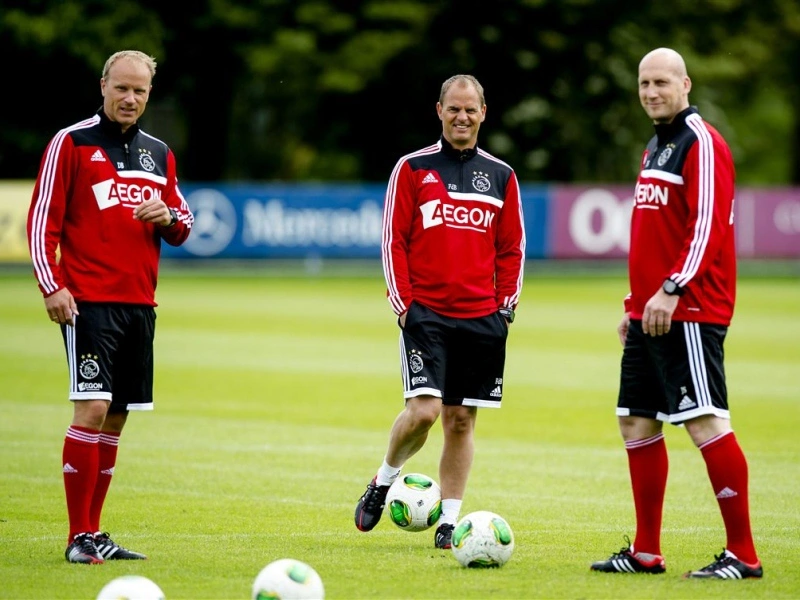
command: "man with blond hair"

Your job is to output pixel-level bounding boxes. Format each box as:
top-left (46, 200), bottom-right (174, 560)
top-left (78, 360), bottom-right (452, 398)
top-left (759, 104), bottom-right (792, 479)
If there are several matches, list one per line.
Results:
top-left (28, 50), bottom-right (193, 563)
top-left (354, 74), bottom-right (525, 550)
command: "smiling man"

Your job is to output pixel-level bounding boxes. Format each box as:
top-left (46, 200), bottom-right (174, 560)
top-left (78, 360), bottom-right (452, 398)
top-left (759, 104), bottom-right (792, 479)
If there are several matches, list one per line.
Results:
top-left (354, 74), bottom-right (525, 551)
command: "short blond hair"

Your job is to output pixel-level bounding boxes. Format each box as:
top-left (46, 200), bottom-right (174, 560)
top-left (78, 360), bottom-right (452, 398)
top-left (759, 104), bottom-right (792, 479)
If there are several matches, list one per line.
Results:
top-left (102, 50), bottom-right (157, 80)
top-left (439, 74), bottom-right (485, 106)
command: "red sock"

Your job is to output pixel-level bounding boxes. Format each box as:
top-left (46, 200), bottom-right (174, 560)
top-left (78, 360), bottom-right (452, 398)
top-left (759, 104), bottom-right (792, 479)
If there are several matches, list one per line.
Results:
top-left (699, 431), bottom-right (759, 564)
top-left (626, 433), bottom-right (668, 556)
top-left (63, 426), bottom-right (100, 543)
top-left (89, 432), bottom-right (120, 533)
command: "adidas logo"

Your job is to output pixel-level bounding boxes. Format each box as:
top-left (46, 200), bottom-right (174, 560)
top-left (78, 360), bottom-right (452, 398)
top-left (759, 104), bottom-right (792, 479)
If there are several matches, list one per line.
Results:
top-left (716, 487), bottom-right (738, 499)
top-left (421, 173), bottom-right (438, 184)
top-left (90, 150), bottom-right (106, 162)
top-left (678, 396), bottom-right (696, 410)
top-left (489, 386), bottom-right (502, 398)
top-left (63, 463), bottom-right (78, 474)
top-left (100, 467), bottom-right (115, 476)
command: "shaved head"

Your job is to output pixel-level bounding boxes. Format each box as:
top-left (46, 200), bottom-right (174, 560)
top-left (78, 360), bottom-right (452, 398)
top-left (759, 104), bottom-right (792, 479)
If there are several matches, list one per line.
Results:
top-left (639, 48), bottom-right (688, 79)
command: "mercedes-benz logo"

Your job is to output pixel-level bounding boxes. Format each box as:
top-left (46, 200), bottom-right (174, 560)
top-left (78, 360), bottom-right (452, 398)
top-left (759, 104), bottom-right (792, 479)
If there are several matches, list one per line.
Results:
top-left (182, 189), bottom-right (237, 256)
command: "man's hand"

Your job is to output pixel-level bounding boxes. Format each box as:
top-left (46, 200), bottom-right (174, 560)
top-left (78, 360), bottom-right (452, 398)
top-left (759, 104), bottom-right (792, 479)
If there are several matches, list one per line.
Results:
top-left (642, 289), bottom-right (680, 336)
top-left (133, 198), bottom-right (173, 226)
top-left (45, 288), bottom-right (78, 326)
top-left (617, 312), bottom-right (631, 346)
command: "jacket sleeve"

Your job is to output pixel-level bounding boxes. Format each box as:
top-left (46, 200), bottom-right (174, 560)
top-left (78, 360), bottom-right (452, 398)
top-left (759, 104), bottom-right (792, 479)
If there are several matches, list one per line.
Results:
top-left (382, 159), bottom-right (416, 315)
top-left (27, 130), bottom-right (74, 297)
top-left (158, 149), bottom-right (194, 246)
top-left (669, 134), bottom-right (735, 287)
top-left (494, 171), bottom-right (525, 310)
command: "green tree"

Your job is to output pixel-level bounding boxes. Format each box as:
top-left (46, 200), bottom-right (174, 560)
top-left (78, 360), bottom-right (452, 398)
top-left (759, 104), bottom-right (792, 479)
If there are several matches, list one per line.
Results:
top-left (2, 0), bottom-right (799, 184)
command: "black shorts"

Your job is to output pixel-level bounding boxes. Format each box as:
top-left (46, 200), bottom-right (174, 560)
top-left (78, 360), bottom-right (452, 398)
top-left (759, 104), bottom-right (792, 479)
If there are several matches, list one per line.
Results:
top-left (617, 319), bottom-right (729, 424)
top-left (398, 302), bottom-right (509, 408)
top-left (61, 303), bottom-right (156, 413)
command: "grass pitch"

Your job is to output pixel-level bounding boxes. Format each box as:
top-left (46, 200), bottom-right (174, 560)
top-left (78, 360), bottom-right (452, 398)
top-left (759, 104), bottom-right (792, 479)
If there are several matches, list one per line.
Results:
top-left (0, 268), bottom-right (798, 599)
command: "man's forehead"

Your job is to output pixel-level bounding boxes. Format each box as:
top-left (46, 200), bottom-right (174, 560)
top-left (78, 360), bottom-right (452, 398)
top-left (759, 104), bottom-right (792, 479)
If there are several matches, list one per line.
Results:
top-left (639, 64), bottom-right (679, 80)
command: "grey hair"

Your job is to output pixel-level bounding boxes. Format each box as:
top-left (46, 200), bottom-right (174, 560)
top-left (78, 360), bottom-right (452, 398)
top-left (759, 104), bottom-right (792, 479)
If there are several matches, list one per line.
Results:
top-left (439, 74), bottom-right (485, 106)
top-left (102, 50), bottom-right (157, 80)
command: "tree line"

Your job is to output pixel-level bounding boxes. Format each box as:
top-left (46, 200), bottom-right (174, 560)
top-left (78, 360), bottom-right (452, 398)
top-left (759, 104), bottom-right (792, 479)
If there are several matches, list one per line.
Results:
top-left (3, 0), bottom-right (799, 184)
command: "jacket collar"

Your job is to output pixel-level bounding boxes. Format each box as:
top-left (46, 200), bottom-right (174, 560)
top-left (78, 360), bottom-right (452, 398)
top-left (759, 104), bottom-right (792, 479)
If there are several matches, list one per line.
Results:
top-left (653, 106), bottom-right (697, 145)
top-left (440, 136), bottom-right (478, 162)
top-left (97, 107), bottom-right (140, 143)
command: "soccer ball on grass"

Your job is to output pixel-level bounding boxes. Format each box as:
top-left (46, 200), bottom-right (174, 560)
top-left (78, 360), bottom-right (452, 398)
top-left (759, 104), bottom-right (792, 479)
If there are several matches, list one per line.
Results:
top-left (451, 510), bottom-right (515, 568)
top-left (251, 558), bottom-right (324, 600)
top-left (96, 575), bottom-right (165, 600)
top-left (385, 472), bottom-right (442, 532)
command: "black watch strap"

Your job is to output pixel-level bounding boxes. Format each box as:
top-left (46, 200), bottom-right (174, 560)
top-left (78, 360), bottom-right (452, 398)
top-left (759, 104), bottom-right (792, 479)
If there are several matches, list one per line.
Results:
top-left (166, 208), bottom-right (178, 227)
top-left (662, 279), bottom-right (685, 296)
top-left (498, 307), bottom-right (515, 323)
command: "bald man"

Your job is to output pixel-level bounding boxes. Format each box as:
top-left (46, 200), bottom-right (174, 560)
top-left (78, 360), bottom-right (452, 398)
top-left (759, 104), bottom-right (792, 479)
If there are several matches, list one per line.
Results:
top-left (590, 48), bottom-right (763, 580)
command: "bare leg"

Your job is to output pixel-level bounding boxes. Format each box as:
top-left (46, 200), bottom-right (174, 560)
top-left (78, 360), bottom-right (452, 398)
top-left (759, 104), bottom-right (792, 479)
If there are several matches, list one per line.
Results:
top-left (385, 395), bottom-right (442, 468)
top-left (439, 405), bottom-right (476, 500)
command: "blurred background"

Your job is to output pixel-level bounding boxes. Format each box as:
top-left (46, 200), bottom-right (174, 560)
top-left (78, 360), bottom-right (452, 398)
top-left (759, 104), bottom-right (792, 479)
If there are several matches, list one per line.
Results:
top-left (1, 0), bottom-right (799, 268)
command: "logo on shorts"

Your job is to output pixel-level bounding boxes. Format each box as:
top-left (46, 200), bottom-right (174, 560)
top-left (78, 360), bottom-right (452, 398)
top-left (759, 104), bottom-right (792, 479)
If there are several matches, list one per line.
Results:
top-left (78, 382), bottom-right (104, 391)
top-left (79, 355), bottom-right (100, 380)
top-left (490, 386), bottom-right (502, 398)
top-left (411, 376), bottom-right (427, 386)
top-left (408, 349), bottom-right (424, 374)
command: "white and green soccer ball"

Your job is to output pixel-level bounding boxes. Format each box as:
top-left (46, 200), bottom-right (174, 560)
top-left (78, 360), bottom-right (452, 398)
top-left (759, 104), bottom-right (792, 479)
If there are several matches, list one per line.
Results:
top-left (451, 510), bottom-right (515, 568)
top-left (385, 472), bottom-right (443, 532)
top-left (251, 558), bottom-right (324, 600)
top-left (96, 575), bottom-right (165, 600)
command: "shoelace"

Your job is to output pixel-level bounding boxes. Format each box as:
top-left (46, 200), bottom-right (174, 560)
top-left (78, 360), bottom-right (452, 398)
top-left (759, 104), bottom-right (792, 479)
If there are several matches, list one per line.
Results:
top-left (699, 550), bottom-right (731, 572)
top-left (361, 483), bottom-right (387, 511)
top-left (75, 534), bottom-right (98, 553)
top-left (609, 535), bottom-right (634, 559)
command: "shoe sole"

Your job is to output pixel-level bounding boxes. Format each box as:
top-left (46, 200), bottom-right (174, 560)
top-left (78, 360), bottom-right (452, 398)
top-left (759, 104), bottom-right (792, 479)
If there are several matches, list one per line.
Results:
top-left (67, 556), bottom-right (104, 564)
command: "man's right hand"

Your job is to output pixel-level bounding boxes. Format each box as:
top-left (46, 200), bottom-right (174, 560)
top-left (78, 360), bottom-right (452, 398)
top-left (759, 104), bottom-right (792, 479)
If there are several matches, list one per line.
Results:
top-left (617, 312), bottom-right (631, 346)
top-left (44, 288), bottom-right (79, 326)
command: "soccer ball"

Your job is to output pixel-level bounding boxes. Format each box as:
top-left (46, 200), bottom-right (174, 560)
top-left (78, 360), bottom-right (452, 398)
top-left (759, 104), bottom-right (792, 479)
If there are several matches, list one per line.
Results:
top-left (385, 472), bottom-right (442, 532)
top-left (451, 510), bottom-right (515, 568)
top-left (96, 575), bottom-right (165, 600)
top-left (251, 558), bottom-right (325, 600)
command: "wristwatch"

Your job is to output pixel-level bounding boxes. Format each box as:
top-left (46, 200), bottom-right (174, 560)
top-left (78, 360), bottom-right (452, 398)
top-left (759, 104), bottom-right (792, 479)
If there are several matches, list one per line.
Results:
top-left (166, 208), bottom-right (178, 227)
top-left (662, 279), bottom-right (685, 297)
top-left (498, 307), bottom-right (515, 323)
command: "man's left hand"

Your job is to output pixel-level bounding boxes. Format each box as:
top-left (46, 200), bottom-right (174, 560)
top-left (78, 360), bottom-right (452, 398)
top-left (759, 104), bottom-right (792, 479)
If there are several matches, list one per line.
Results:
top-left (133, 199), bottom-right (173, 226)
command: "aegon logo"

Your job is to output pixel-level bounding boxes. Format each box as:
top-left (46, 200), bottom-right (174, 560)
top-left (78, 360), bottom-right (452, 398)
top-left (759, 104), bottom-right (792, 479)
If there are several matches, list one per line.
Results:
top-left (78, 382), bottom-right (104, 391)
top-left (92, 179), bottom-right (163, 210)
top-left (419, 199), bottom-right (495, 231)
top-left (634, 182), bottom-right (668, 207)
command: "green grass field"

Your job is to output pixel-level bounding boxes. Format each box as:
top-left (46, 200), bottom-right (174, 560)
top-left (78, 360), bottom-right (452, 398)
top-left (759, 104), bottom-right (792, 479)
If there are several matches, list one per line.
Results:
top-left (1, 267), bottom-right (798, 599)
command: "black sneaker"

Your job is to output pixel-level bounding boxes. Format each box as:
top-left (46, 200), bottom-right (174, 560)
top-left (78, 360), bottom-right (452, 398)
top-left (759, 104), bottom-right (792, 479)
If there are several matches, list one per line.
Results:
top-left (65, 532), bottom-right (104, 564)
top-left (684, 549), bottom-right (763, 579)
top-left (354, 476), bottom-right (390, 532)
top-left (94, 532), bottom-right (147, 560)
top-left (434, 523), bottom-right (454, 549)
top-left (590, 537), bottom-right (666, 574)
